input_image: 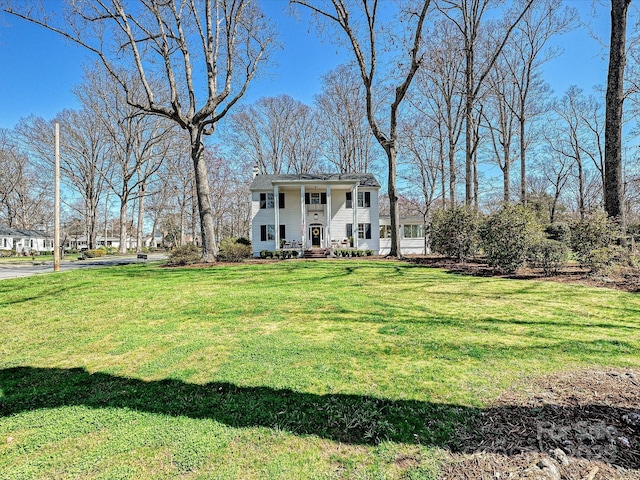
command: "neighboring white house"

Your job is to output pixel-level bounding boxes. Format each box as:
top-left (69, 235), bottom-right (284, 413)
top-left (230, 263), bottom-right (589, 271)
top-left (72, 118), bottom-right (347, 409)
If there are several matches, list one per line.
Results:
top-left (0, 226), bottom-right (54, 255)
top-left (250, 173), bottom-right (381, 256)
top-left (379, 215), bottom-right (429, 256)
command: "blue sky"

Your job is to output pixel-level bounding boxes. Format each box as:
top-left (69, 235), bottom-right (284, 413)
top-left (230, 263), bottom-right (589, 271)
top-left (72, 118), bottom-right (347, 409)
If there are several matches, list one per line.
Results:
top-left (0, 0), bottom-right (610, 131)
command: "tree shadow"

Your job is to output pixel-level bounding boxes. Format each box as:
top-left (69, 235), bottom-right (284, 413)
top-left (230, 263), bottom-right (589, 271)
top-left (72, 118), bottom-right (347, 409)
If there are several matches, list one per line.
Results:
top-left (0, 366), bottom-right (638, 470)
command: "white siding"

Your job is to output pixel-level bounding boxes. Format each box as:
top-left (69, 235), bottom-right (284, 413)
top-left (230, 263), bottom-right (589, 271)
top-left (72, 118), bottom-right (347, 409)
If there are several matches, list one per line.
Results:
top-left (251, 181), bottom-right (381, 256)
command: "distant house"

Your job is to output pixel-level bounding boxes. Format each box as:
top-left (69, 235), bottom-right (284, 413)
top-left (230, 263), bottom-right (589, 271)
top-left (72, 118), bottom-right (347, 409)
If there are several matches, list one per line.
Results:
top-left (0, 226), bottom-right (54, 255)
top-left (249, 172), bottom-right (381, 257)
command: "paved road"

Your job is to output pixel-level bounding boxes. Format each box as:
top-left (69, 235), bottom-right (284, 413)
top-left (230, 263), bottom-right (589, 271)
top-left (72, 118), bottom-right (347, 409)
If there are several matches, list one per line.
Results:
top-left (0, 253), bottom-right (167, 280)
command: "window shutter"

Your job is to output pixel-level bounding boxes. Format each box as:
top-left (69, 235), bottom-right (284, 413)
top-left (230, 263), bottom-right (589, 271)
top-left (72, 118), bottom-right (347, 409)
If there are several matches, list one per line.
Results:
top-left (260, 193), bottom-right (266, 209)
top-left (365, 223), bottom-right (371, 239)
top-left (279, 225), bottom-right (286, 240)
top-left (305, 193), bottom-right (310, 205)
top-left (346, 224), bottom-right (353, 238)
top-left (321, 192), bottom-right (327, 204)
top-left (260, 225), bottom-right (267, 242)
top-left (364, 192), bottom-right (371, 207)
top-left (346, 192), bottom-right (352, 209)
top-left (279, 192), bottom-right (285, 209)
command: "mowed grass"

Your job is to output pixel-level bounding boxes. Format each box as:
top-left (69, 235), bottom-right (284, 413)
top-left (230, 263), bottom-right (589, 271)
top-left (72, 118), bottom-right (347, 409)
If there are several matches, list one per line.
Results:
top-left (0, 260), bottom-right (638, 479)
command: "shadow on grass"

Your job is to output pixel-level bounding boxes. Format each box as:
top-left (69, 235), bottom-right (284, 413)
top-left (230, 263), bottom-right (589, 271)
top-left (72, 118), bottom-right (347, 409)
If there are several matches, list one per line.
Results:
top-left (0, 366), bottom-right (465, 447)
top-left (0, 366), bottom-right (638, 470)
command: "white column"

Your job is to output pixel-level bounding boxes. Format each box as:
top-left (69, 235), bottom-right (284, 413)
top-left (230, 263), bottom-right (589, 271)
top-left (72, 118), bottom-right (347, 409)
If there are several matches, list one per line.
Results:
top-left (353, 184), bottom-right (358, 250)
top-left (300, 185), bottom-right (306, 249)
top-left (326, 185), bottom-right (332, 249)
top-left (274, 186), bottom-right (280, 249)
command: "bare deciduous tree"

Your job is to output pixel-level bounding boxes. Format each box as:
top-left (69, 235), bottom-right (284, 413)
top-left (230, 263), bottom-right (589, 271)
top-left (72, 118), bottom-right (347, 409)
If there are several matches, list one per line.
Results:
top-left (292, 0), bottom-right (432, 257)
top-left (315, 64), bottom-right (377, 174)
top-left (413, 20), bottom-right (465, 206)
top-left (0, 130), bottom-right (51, 229)
top-left (5, 0), bottom-right (276, 261)
top-left (226, 95), bottom-right (318, 174)
top-left (437, 0), bottom-right (535, 207)
top-left (15, 111), bottom-right (109, 247)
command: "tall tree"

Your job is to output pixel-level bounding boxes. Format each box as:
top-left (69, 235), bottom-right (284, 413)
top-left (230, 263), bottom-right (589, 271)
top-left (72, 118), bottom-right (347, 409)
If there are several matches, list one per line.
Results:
top-left (504, 0), bottom-right (575, 205)
top-left (15, 111), bottom-right (109, 247)
top-left (292, 0), bottom-right (432, 257)
top-left (413, 20), bottom-right (465, 206)
top-left (5, 0), bottom-right (276, 261)
top-left (604, 0), bottom-right (631, 221)
top-left (226, 95), bottom-right (318, 174)
top-left (314, 64), bottom-right (377, 174)
top-left (548, 86), bottom-right (601, 220)
top-left (77, 68), bottom-right (177, 254)
top-left (437, 0), bottom-right (535, 206)
top-left (0, 130), bottom-right (51, 229)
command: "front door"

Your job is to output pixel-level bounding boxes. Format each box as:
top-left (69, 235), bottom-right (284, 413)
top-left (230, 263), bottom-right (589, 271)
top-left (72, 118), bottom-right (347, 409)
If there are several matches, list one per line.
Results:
top-left (310, 225), bottom-right (322, 248)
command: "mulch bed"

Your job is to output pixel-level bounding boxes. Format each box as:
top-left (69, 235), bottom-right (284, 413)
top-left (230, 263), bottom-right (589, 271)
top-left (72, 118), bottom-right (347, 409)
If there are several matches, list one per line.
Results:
top-left (408, 256), bottom-right (640, 293)
top-left (440, 369), bottom-right (640, 479)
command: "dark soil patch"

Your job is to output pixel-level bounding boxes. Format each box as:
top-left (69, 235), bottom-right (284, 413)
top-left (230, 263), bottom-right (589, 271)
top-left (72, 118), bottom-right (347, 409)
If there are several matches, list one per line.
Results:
top-left (408, 256), bottom-right (640, 293)
top-left (441, 368), bottom-right (640, 479)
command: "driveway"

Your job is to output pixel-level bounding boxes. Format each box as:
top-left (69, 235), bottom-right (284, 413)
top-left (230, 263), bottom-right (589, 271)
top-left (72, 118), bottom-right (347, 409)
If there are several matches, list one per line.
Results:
top-left (0, 253), bottom-right (167, 280)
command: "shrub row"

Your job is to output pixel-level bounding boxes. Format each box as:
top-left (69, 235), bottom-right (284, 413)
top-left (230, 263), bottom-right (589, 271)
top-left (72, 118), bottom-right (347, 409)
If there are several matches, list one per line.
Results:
top-left (260, 249), bottom-right (299, 259)
top-left (430, 206), bottom-right (629, 275)
top-left (334, 249), bottom-right (373, 257)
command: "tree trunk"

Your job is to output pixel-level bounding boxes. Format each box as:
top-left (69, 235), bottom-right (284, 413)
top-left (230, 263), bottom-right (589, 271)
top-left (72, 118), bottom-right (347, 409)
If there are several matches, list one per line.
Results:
top-left (387, 144), bottom-right (401, 257)
top-left (449, 139), bottom-right (457, 207)
top-left (519, 115), bottom-right (527, 205)
top-left (577, 152), bottom-right (585, 221)
top-left (503, 161), bottom-right (510, 203)
top-left (119, 200), bottom-right (127, 254)
top-left (604, 0), bottom-right (630, 221)
top-left (190, 127), bottom-right (217, 262)
top-left (136, 181), bottom-right (145, 254)
top-left (465, 90), bottom-right (474, 206)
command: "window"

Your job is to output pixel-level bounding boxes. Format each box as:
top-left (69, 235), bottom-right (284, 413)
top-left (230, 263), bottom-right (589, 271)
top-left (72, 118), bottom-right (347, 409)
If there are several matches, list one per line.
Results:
top-left (357, 191), bottom-right (371, 208)
top-left (279, 192), bottom-right (285, 209)
top-left (259, 193), bottom-right (274, 209)
top-left (403, 224), bottom-right (424, 238)
top-left (346, 223), bottom-right (353, 239)
top-left (260, 225), bottom-right (276, 241)
top-left (357, 223), bottom-right (372, 239)
top-left (305, 192), bottom-right (327, 205)
top-left (2, 238), bottom-right (6, 248)
top-left (346, 192), bottom-right (352, 209)
top-left (380, 225), bottom-right (392, 238)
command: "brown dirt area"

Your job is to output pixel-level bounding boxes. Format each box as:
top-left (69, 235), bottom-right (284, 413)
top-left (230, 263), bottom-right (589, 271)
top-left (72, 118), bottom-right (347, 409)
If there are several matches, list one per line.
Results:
top-left (408, 256), bottom-right (640, 293)
top-left (440, 368), bottom-right (640, 479)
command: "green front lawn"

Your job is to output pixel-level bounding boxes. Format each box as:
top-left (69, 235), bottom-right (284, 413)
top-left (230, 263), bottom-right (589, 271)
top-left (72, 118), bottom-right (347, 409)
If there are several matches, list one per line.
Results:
top-left (1, 260), bottom-right (638, 478)
top-left (0, 254), bottom-right (55, 264)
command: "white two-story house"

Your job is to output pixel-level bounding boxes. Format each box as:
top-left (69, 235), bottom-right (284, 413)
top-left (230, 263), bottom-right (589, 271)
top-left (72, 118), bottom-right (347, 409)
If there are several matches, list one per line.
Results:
top-left (250, 173), bottom-right (381, 257)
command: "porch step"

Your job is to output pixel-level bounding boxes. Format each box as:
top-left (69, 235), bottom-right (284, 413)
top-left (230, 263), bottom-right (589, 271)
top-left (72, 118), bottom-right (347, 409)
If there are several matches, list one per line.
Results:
top-left (304, 249), bottom-right (329, 259)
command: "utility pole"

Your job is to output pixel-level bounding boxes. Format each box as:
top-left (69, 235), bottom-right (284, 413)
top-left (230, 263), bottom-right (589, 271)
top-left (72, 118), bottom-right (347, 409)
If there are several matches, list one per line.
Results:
top-left (54, 123), bottom-right (60, 272)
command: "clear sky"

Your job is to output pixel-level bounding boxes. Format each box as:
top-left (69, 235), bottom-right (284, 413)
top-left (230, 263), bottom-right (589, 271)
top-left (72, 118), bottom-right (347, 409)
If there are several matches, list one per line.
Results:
top-left (0, 0), bottom-right (610, 132)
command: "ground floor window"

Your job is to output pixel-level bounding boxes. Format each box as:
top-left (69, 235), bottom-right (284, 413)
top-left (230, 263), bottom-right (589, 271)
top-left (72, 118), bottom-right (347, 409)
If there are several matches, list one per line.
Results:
top-left (358, 223), bottom-right (371, 240)
top-left (380, 225), bottom-right (392, 238)
top-left (403, 224), bottom-right (424, 238)
top-left (260, 225), bottom-right (275, 241)
top-left (346, 223), bottom-right (372, 240)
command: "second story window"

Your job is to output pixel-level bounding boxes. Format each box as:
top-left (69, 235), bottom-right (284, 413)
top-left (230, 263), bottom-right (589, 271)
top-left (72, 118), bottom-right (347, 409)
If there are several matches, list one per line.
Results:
top-left (357, 191), bottom-right (371, 208)
top-left (259, 193), bottom-right (274, 209)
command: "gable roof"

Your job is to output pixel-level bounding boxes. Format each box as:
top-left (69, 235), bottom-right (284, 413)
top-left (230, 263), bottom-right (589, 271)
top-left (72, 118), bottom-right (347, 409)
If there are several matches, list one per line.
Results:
top-left (0, 226), bottom-right (52, 239)
top-left (250, 173), bottom-right (380, 191)
top-left (0, 226), bottom-right (19, 237)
